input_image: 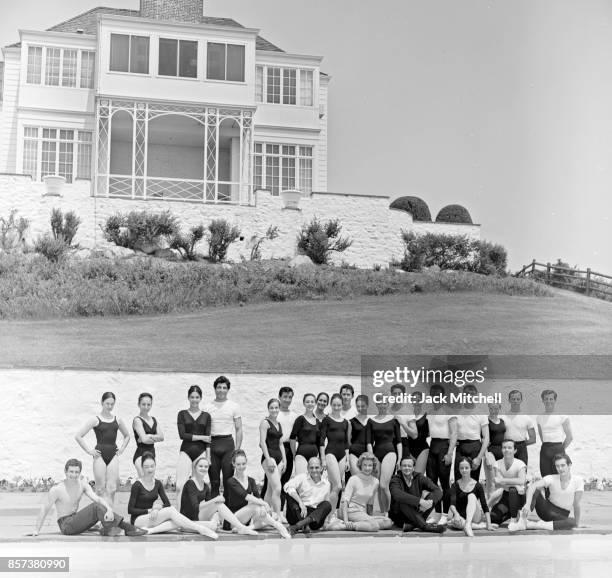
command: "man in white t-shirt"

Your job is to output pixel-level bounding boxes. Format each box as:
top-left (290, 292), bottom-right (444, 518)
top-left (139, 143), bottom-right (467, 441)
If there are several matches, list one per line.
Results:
top-left (536, 389), bottom-right (572, 477)
top-left (204, 376), bottom-right (242, 497)
top-left (274, 386), bottom-right (299, 509)
top-left (504, 390), bottom-right (536, 465)
top-left (510, 453), bottom-right (583, 532)
top-left (454, 385), bottom-right (489, 482)
top-left (489, 439), bottom-right (527, 526)
top-left (324, 383), bottom-right (358, 419)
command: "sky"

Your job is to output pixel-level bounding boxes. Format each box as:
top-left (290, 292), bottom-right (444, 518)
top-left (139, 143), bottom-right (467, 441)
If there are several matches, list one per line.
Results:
top-left (1, 0), bottom-right (611, 271)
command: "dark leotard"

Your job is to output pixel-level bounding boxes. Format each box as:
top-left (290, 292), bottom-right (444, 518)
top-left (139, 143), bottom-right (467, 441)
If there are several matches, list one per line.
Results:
top-left (262, 419), bottom-right (283, 464)
top-left (349, 417), bottom-right (370, 457)
top-left (488, 418), bottom-right (506, 460)
top-left (133, 416), bottom-right (158, 464)
top-left (177, 410), bottom-right (211, 461)
top-left (368, 418), bottom-right (401, 462)
top-left (222, 476), bottom-right (261, 530)
top-left (290, 415), bottom-right (321, 460)
top-left (449, 480), bottom-right (489, 519)
top-left (127, 479), bottom-right (171, 525)
top-left (93, 417), bottom-right (119, 466)
top-left (410, 414), bottom-right (430, 458)
top-left (180, 478), bottom-right (212, 521)
top-left (320, 416), bottom-right (349, 461)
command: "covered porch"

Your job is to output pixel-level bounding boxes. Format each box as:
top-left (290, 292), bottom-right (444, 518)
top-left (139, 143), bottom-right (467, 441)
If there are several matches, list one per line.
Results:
top-left (95, 99), bottom-right (254, 205)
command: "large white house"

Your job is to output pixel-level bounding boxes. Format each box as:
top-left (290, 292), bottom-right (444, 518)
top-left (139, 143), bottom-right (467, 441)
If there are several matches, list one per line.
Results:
top-left (0, 0), bottom-right (328, 205)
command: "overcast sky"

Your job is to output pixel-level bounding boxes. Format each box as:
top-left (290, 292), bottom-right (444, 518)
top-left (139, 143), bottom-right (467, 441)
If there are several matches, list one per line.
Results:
top-left (2, 0), bottom-right (611, 271)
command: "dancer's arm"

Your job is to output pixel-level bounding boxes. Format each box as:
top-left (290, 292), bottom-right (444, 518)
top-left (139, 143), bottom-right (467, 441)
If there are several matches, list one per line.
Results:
top-left (562, 418), bottom-right (573, 451)
top-left (234, 416), bottom-right (243, 450)
top-left (445, 417), bottom-right (458, 466)
top-left (474, 421), bottom-right (489, 468)
top-left (32, 487), bottom-right (59, 536)
top-left (75, 418), bottom-right (101, 457)
top-left (133, 418), bottom-right (154, 445)
top-left (259, 420), bottom-right (275, 470)
top-left (573, 491), bottom-right (583, 527)
top-left (117, 418), bottom-right (130, 455)
top-left (522, 478), bottom-right (546, 517)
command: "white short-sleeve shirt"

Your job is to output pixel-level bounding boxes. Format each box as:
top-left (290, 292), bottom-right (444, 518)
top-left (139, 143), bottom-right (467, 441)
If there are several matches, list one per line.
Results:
top-left (277, 409), bottom-right (299, 443)
top-left (456, 415), bottom-right (488, 441)
top-left (537, 415), bottom-right (569, 443)
top-left (495, 457), bottom-right (527, 494)
top-left (205, 399), bottom-right (241, 436)
top-left (504, 414), bottom-right (535, 442)
top-left (427, 413), bottom-right (457, 439)
top-left (543, 474), bottom-right (584, 512)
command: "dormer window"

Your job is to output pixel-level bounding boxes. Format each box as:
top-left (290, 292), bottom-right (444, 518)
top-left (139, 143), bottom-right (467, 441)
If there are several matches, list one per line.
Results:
top-left (206, 42), bottom-right (244, 82)
top-left (158, 38), bottom-right (198, 78)
top-left (110, 34), bottom-right (149, 74)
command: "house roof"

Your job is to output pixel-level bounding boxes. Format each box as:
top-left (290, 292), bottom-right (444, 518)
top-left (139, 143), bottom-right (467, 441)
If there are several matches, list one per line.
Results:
top-left (7, 6), bottom-right (283, 52)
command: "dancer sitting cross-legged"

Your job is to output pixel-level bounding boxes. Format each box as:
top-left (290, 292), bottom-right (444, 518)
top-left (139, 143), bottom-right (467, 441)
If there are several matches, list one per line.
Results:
top-left (128, 453), bottom-right (218, 539)
top-left (488, 439), bottom-right (527, 527)
top-left (179, 455), bottom-right (258, 536)
top-left (510, 453), bottom-right (583, 532)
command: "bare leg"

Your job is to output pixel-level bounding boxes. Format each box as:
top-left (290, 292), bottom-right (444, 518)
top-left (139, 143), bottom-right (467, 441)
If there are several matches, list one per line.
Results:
top-left (378, 453), bottom-right (396, 514)
top-left (105, 456), bottom-right (120, 507)
top-left (263, 464), bottom-right (282, 516)
top-left (325, 454), bottom-right (342, 510)
top-left (294, 455), bottom-right (308, 476)
top-left (415, 449), bottom-right (428, 475)
top-left (92, 456), bottom-right (108, 504)
top-left (464, 494), bottom-right (478, 537)
top-left (199, 502), bottom-right (257, 535)
top-left (349, 454), bottom-right (360, 476)
top-left (487, 487), bottom-right (503, 510)
top-left (134, 456), bottom-right (144, 479)
top-left (136, 507), bottom-right (218, 539)
top-left (142, 520), bottom-right (179, 535)
top-left (176, 452), bottom-right (194, 504)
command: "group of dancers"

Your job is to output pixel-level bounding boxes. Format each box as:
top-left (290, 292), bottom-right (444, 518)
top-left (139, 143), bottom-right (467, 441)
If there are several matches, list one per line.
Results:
top-left (32, 377), bottom-right (584, 539)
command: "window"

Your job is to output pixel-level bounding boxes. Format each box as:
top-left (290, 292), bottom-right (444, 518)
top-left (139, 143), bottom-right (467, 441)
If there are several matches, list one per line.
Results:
top-left (254, 142), bottom-right (313, 195)
top-left (159, 38), bottom-right (197, 78)
top-left (27, 46), bottom-right (43, 84)
top-left (110, 34), bottom-right (149, 74)
top-left (207, 42), bottom-right (244, 82)
top-left (257, 65), bottom-right (314, 106)
top-left (80, 51), bottom-right (95, 88)
top-left (61, 49), bottom-right (77, 87)
top-left (22, 126), bottom-right (92, 183)
top-left (45, 48), bottom-right (61, 86)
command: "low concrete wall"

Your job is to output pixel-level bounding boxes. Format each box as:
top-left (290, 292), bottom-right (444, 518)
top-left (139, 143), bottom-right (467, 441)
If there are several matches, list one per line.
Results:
top-left (0, 175), bottom-right (481, 267)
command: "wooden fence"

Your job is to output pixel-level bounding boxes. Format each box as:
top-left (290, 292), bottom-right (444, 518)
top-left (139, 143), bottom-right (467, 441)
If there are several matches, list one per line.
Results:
top-left (516, 260), bottom-right (612, 301)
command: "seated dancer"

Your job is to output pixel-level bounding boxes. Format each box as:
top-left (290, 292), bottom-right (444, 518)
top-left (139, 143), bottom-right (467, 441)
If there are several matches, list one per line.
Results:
top-left (448, 456), bottom-right (494, 537)
top-left (537, 389), bottom-right (572, 477)
top-left (128, 453), bottom-right (218, 539)
top-left (290, 393), bottom-right (322, 476)
top-left (388, 456), bottom-right (445, 533)
top-left (133, 392), bottom-right (164, 478)
top-left (338, 452), bottom-right (393, 532)
top-left (223, 450), bottom-right (291, 538)
top-left (510, 453), bottom-right (583, 532)
top-left (504, 390), bottom-right (536, 465)
top-left (180, 455), bottom-right (257, 535)
top-left (488, 439), bottom-right (527, 526)
top-left (283, 457), bottom-right (333, 535)
top-left (32, 459), bottom-right (145, 537)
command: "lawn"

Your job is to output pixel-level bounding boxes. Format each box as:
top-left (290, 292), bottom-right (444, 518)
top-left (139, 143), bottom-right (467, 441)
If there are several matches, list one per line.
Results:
top-left (1, 289), bottom-right (611, 374)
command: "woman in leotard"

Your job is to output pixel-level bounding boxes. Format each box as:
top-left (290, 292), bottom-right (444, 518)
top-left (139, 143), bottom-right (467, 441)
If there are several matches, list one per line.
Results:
top-left (408, 398), bottom-right (429, 474)
top-left (367, 398), bottom-right (402, 513)
top-left (448, 456), bottom-right (494, 537)
top-left (179, 455), bottom-right (258, 535)
top-left (259, 398), bottom-right (286, 516)
top-left (349, 394), bottom-right (371, 475)
top-left (223, 450), bottom-right (291, 538)
top-left (133, 393), bottom-right (164, 478)
top-left (314, 392), bottom-right (329, 422)
top-left (319, 393), bottom-right (350, 510)
top-left (339, 452), bottom-right (393, 532)
top-left (128, 453), bottom-right (217, 539)
top-left (390, 385), bottom-right (417, 465)
top-left (176, 385), bottom-right (211, 500)
top-left (75, 391), bottom-right (130, 506)
top-left (290, 393), bottom-right (321, 476)
top-left (484, 403), bottom-right (505, 497)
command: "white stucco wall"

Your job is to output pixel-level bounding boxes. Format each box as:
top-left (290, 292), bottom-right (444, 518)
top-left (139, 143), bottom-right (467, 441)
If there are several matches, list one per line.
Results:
top-left (0, 175), bottom-right (480, 267)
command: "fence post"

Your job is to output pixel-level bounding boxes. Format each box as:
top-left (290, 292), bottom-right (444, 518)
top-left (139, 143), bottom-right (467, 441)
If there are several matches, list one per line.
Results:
top-left (586, 268), bottom-right (591, 296)
top-left (546, 262), bottom-right (551, 285)
top-left (531, 259), bottom-right (536, 277)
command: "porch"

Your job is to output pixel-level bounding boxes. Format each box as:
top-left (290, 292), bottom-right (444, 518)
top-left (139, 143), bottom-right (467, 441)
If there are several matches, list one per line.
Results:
top-left (95, 99), bottom-right (254, 205)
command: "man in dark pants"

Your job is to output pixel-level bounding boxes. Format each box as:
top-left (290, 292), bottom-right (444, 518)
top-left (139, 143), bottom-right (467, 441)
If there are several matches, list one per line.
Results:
top-left (32, 459), bottom-right (145, 537)
top-left (490, 439), bottom-right (527, 526)
top-left (389, 456), bottom-right (446, 533)
top-left (276, 386), bottom-right (298, 509)
top-left (283, 457), bottom-right (332, 535)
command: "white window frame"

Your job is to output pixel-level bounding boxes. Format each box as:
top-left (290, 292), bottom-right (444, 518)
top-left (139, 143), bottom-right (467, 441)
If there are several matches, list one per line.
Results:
top-left (109, 33), bottom-right (150, 75)
top-left (26, 46), bottom-right (97, 89)
top-left (256, 65), bottom-right (315, 107)
top-left (158, 37), bottom-right (199, 79)
top-left (254, 142), bottom-right (313, 195)
top-left (206, 42), bottom-right (245, 82)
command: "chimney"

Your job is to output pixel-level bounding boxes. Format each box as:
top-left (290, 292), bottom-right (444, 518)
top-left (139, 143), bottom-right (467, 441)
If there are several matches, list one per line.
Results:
top-left (140, 0), bottom-right (204, 23)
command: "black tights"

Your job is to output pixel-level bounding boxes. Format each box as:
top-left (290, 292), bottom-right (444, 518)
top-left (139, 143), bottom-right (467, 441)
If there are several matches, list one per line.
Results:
top-left (490, 487), bottom-right (526, 525)
top-left (209, 435), bottom-right (235, 497)
top-left (426, 438), bottom-right (451, 513)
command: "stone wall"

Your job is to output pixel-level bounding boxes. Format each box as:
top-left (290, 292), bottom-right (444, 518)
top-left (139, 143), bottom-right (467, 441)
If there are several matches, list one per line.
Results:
top-left (0, 175), bottom-right (481, 268)
top-left (139, 0), bottom-right (204, 23)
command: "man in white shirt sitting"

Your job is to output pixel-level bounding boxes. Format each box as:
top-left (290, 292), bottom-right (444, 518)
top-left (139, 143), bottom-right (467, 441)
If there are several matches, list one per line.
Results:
top-left (283, 457), bottom-right (332, 535)
top-left (510, 453), bottom-right (583, 532)
top-left (489, 439), bottom-right (527, 526)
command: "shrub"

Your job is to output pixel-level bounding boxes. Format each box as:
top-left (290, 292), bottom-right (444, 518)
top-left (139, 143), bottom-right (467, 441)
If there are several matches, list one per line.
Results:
top-left (170, 225), bottom-right (206, 261)
top-left (296, 218), bottom-right (353, 265)
top-left (250, 225), bottom-right (280, 261)
top-left (34, 233), bottom-right (68, 262)
top-left (473, 241), bottom-right (507, 276)
top-left (0, 209), bottom-right (29, 253)
top-left (400, 232), bottom-right (476, 272)
top-left (435, 204), bottom-right (473, 224)
top-left (207, 219), bottom-right (241, 263)
top-left (102, 210), bottom-right (179, 250)
top-left (389, 196), bottom-right (432, 222)
top-left (50, 208), bottom-right (81, 246)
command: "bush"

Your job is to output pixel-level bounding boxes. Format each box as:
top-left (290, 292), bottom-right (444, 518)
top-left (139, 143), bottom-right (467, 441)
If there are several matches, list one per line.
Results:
top-left (0, 209), bottom-right (29, 253)
top-left (296, 218), bottom-right (353, 265)
top-left (170, 225), bottom-right (205, 261)
top-left (473, 241), bottom-right (507, 276)
top-left (401, 232), bottom-right (476, 272)
top-left (102, 210), bottom-right (179, 250)
top-left (207, 219), bottom-right (241, 263)
top-left (50, 208), bottom-right (81, 246)
top-left (250, 225), bottom-right (280, 261)
top-left (390, 196), bottom-right (432, 222)
top-left (435, 204), bottom-right (473, 224)
top-left (34, 233), bottom-right (68, 262)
